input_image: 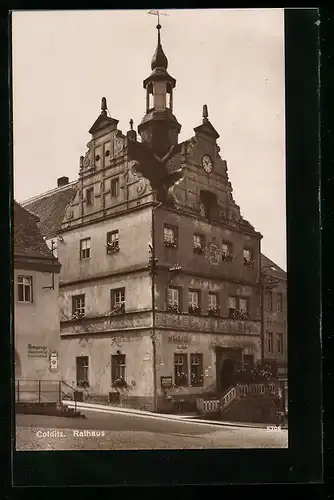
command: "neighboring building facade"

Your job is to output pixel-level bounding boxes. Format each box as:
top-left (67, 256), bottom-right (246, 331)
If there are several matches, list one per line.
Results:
top-left (22, 25), bottom-right (286, 412)
top-left (261, 254), bottom-right (288, 379)
top-left (14, 201), bottom-right (61, 381)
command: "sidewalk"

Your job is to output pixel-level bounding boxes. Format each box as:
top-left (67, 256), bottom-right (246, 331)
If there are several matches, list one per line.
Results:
top-left (62, 400), bottom-right (287, 429)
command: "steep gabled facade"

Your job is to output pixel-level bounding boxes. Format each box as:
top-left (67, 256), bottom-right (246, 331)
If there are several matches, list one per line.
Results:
top-left (22, 24), bottom-right (285, 414)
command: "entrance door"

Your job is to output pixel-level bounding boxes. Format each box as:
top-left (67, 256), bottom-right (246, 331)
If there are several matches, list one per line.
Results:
top-left (219, 357), bottom-right (236, 393)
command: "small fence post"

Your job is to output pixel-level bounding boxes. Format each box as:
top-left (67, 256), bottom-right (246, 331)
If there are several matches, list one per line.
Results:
top-left (59, 381), bottom-right (61, 403)
top-left (38, 380), bottom-right (41, 404)
top-left (17, 380), bottom-right (20, 404)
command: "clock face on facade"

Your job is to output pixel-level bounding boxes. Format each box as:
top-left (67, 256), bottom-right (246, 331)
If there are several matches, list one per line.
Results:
top-left (202, 155), bottom-right (213, 173)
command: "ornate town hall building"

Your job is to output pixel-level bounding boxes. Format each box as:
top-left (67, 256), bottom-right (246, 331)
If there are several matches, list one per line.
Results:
top-left (22, 24), bottom-right (286, 413)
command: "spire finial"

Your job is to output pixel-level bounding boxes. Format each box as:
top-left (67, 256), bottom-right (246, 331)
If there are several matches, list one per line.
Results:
top-left (203, 104), bottom-right (208, 122)
top-left (129, 119), bottom-right (134, 130)
top-left (101, 97), bottom-right (107, 115)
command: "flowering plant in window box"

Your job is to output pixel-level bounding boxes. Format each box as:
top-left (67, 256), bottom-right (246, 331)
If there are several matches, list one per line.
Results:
top-left (175, 372), bottom-right (188, 386)
top-left (222, 252), bottom-right (233, 262)
top-left (188, 304), bottom-right (202, 315)
top-left (110, 304), bottom-right (125, 316)
top-left (207, 306), bottom-right (221, 317)
top-left (164, 240), bottom-right (177, 248)
top-left (106, 242), bottom-right (119, 254)
top-left (167, 303), bottom-right (180, 313)
top-left (112, 377), bottom-right (127, 389)
top-left (243, 257), bottom-right (255, 267)
top-left (77, 379), bottom-right (89, 388)
top-left (72, 311), bottom-right (85, 320)
top-left (193, 244), bottom-right (205, 255)
top-left (191, 373), bottom-right (204, 386)
top-left (229, 309), bottom-right (250, 320)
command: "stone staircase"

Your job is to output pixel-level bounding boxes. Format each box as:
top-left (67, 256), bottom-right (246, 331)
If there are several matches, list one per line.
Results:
top-left (196, 381), bottom-right (283, 424)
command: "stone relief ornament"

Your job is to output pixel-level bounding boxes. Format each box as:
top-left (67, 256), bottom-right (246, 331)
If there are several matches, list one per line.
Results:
top-left (66, 210), bottom-right (74, 220)
top-left (116, 139), bottom-right (123, 153)
top-left (207, 243), bottom-right (220, 266)
top-left (136, 178), bottom-right (146, 195)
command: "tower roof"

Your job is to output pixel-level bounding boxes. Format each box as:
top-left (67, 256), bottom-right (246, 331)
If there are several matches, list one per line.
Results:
top-left (151, 24), bottom-right (168, 70)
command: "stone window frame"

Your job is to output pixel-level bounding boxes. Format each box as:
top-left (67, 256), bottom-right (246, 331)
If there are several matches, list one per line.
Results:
top-left (72, 294), bottom-right (85, 318)
top-left (276, 292), bottom-right (283, 312)
top-left (111, 354), bottom-right (126, 383)
top-left (228, 295), bottom-right (250, 319)
top-left (80, 237), bottom-right (91, 260)
top-left (163, 224), bottom-right (178, 248)
top-left (17, 275), bottom-right (33, 303)
top-left (167, 286), bottom-right (182, 313)
top-left (190, 353), bottom-right (204, 387)
top-left (110, 177), bottom-right (120, 197)
top-left (276, 333), bottom-right (284, 354)
top-left (188, 289), bottom-right (202, 315)
top-left (85, 187), bottom-right (94, 206)
top-left (110, 287), bottom-right (126, 315)
top-left (174, 353), bottom-right (188, 387)
top-left (106, 230), bottom-right (119, 254)
top-left (76, 356), bottom-right (89, 388)
top-left (193, 233), bottom-right (205, 254)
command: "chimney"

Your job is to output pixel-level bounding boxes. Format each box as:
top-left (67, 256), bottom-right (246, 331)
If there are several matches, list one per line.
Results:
top-left (57, 176), bottom-right (69, 187)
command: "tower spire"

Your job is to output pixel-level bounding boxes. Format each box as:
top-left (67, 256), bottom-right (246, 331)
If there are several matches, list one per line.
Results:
top-left (101, 97), bottom-right (107, 116)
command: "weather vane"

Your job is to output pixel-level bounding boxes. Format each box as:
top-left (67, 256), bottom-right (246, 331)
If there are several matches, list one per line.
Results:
top-left (148, 9), bottom-right (169, 26)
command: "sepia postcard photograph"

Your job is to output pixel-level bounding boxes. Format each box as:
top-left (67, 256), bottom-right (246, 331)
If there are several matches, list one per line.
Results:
top-left (12, 8), bottom-right (289, 454)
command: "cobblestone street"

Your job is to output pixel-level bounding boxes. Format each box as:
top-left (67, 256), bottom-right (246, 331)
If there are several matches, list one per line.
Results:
top-left (16, 412), bottom-right (288, 450)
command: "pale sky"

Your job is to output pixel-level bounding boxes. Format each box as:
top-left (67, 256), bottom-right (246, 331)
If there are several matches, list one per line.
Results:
top-left (12, 9), bottom-right (286, 270)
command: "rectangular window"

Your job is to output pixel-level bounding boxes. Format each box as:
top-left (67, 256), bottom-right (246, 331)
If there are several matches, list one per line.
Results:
top-left (243, 248), bottom-right (254, 267)
top-left (266, 291), bottom-right (273, 311)
top-left (17, 275), bottom-right (33, 303)
top-left (106, 230), bottom-right (119, 253)
top-left (110, 178), bottom-right (120, 197)
top-left (168, 287), bottom-right (180, 313)
top-left (208, 292), bottom-right (220, 316)
top-left (163, 225), bottom-right (177, 248)
top-left (111, 354), bottom-right (126, 383)
top-left (76, 356), bottom-right (89, 387)
top-left (111, 287), bottom-right (125, 314)
top-left (277, 292), bottom-right (283, 312)
top-left (174, 353), bottom-right (188, 387)
top-left (228, 296), bottom-right (237, 315)
top-left (80, 238), bottom-right (91, 260)
top-left (72, 294), bottom-right (85, 318)
top-left (222, 241), bottom-right (233, 262)
top-left (268, 332), bottom-right (273, 354)
top-left (277, 333), bottom-right (284, 354)
top-left (228, 297), bottom-right (250, 319)
top-left (86, 187), bottom-right (94, 206)
top-left (193, 234), bottom-right (205, 254)
top-left (190, 353), bottom-right (203, 386)
top-left (188, 290), bottom-right (201, 315)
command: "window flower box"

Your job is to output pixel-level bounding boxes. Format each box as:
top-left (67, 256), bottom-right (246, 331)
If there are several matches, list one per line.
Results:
top-left (175, 372), bottom-right (188, 387)
top-left (167, 303), bottom-right (180, 313)
top-left (207, 306), bottom-right (221, 317)
top-left (106, 242), bottom-right (119, 254)
top-left (229, 309), bottom-right (250, 320)
top-left (193, 244), bottom-right (205, 255)
top-left (188, 305), bottom-right (202, 316)
top-left (77, 380), bottom-right (89, 389)
top-left (164, 240), bottom-right (177, 248)
top-left (112, 377), bottom-right (127, 389)
top-left (222, 252), bottom-right (233, 262)
top-left (72, 311), bottom-right (85, 320)
top-left (243, 257), bottom-right (255, 267)
top-left (110, 304), bottom-right (125, 316)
